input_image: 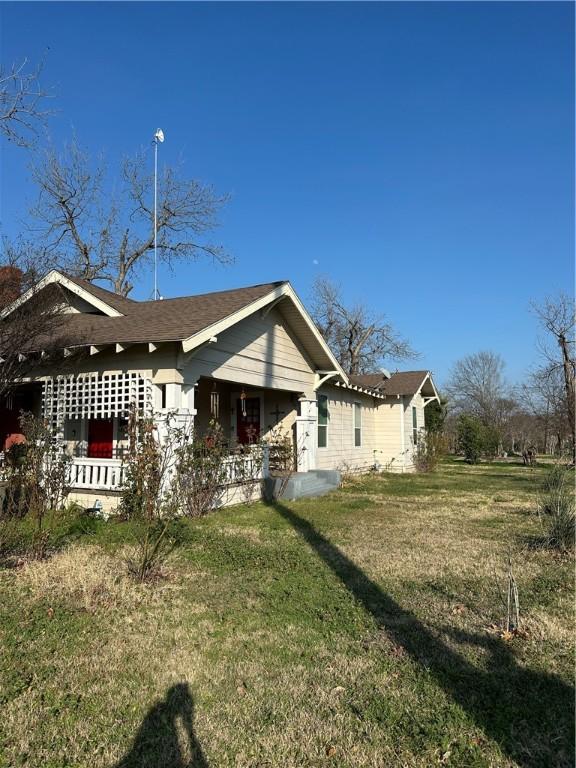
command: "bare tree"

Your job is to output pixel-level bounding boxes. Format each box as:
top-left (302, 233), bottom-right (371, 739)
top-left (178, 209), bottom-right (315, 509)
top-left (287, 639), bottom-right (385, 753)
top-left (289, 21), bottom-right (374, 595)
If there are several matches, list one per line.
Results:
top-left (0, 292), bottom-right (65, 401)
top-left (27, 139), bottom-right (231, 296)
top-left (0, 58), bottom-right (52, 147)
top-left (309, 277), bottom-right (415, 375)
top-left (531, 294), bottom-right (575, 458)
top-left (444, 351), bottom-right (510, 428)
top-left (522, 367), bottom-right (570, 455)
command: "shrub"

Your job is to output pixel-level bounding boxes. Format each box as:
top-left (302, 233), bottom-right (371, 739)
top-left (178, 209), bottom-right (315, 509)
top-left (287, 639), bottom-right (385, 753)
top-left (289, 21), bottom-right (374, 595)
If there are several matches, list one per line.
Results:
top-left (1, 413), bottom-right (71, 558)
top-left (538, 464), bottom-right (575, 552)
top-left (119, 406), bottom-right (186, 580)
top-left (482, 425), bottom-right (500, 459)
top-left (457, 415), bottom-right (484, 464)
top-left (172, 421), bottom-right (230, 517)
top-left (414, 430), bottom-right (447, 473)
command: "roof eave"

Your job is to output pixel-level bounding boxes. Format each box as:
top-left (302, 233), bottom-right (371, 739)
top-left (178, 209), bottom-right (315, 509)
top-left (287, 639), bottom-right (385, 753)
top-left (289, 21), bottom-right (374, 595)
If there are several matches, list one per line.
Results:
top-left (0, 269), bottom-right (125, 319)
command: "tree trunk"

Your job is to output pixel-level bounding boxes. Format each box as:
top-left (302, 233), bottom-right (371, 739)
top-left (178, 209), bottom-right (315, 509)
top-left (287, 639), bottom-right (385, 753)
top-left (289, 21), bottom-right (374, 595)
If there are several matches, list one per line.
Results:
top-left (558, 333), bottom-right (575, 461)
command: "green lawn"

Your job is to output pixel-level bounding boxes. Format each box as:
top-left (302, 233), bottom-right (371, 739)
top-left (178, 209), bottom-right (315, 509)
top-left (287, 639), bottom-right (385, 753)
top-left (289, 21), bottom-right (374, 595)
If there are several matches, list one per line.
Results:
top-left (0, 460), bottom-right (574, 767)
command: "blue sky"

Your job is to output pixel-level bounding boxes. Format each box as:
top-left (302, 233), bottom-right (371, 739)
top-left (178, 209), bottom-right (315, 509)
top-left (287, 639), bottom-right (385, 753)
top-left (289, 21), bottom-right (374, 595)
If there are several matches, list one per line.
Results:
top-left (1, 1), bottom-right (573, 386)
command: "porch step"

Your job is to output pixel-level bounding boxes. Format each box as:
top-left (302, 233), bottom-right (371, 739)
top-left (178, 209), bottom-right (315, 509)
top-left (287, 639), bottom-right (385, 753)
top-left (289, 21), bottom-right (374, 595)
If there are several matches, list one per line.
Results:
top-left (264, 470), bottom-right (341, 501)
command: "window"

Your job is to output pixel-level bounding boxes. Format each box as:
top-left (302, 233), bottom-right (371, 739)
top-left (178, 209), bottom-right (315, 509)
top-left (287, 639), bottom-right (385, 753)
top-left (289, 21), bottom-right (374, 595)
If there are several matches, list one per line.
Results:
top-left (412, 406), bottom-right (418, 445)
top-left (354, 402), bottom-right (362, 447)
top-left (317, 394), bottom-right (329, 448)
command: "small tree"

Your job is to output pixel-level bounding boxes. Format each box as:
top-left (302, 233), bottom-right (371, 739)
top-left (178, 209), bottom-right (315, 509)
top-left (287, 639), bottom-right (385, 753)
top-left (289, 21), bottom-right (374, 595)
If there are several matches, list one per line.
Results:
top-left (457, 415), bottom-right (484, 464)
top-left (445, 351), bottom-right (509, 429)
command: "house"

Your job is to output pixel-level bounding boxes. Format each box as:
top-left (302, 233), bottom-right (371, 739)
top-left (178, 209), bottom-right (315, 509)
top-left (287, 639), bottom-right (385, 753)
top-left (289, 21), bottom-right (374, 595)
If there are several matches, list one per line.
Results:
top-left (0, 270), bottom-right (439, 511)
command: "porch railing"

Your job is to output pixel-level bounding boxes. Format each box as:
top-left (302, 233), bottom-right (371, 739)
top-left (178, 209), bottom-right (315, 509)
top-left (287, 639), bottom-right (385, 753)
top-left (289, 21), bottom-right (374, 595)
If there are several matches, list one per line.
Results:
top-left (221, 447), bottom-right (269, 486)
top-left (68, 458), bottom-right (125, 491)
top-left (66, 446), bottom-right (269, 494)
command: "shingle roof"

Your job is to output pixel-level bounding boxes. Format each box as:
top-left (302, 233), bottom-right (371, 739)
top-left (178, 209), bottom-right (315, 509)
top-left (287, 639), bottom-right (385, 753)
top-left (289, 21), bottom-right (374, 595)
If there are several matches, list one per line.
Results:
top-left (350, 371), bottom-right (430, 396)
top-left (63, 274), bottom-right (137, 314)
top-left (34, 280), bottom-right (287, 348)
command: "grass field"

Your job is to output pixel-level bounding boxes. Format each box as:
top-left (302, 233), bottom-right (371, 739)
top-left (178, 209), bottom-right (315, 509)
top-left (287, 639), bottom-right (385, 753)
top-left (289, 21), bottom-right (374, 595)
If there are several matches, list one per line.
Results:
top-left (0, 459), bottom-right (574, 768)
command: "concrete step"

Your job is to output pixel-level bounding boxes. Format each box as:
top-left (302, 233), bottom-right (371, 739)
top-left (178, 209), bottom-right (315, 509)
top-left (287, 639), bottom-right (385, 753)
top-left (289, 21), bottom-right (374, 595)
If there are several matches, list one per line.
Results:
top-left (264, 470), bottom-right (341, 501)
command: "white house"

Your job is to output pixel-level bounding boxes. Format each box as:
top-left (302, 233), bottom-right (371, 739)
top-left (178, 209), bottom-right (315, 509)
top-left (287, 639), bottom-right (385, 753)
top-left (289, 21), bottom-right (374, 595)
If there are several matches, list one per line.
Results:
top-left (0, 271), bottom-right (439, 510)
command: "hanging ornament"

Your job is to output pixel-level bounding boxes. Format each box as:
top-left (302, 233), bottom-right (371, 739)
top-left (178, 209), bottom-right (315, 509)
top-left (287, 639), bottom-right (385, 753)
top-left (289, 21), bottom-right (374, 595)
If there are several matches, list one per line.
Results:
top-left (210, 382), bottom-right (220, 419)
top-left (240, 388), bottom-right (247, 418)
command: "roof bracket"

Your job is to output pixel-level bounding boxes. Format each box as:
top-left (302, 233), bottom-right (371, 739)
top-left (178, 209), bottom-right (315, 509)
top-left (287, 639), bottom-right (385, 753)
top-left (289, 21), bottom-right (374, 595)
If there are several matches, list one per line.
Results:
top-left (177, 336), bottom-right (218, 370)
top-left (314, 370), bottom-right (340, 390)
top-left (261, 296), bottom-right (285, 318)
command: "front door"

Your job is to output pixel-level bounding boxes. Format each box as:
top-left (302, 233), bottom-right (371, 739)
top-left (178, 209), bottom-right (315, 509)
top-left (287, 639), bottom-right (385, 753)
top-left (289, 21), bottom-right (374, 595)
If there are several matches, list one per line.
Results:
top-left (236, 398), bottom-right (260, 445)
top-left (87, 419), bottom-right (114, 459)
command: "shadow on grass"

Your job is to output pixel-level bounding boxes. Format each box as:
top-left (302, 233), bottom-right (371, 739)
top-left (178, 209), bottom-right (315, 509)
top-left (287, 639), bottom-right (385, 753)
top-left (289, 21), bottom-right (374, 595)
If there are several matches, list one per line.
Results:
top-left (115, 683), bottom-right (208, 768)
top-left (269, 500), bottom-right (574, 767)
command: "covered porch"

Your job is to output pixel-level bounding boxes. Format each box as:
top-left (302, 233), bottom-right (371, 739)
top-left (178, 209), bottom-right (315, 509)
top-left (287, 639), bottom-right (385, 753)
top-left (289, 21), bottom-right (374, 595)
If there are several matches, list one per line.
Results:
top-left (1, 371), bottom-right (314, 506)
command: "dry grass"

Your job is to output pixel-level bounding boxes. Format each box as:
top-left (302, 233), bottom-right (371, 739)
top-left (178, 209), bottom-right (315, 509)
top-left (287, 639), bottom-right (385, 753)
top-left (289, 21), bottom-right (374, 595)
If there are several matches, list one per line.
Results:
top-left (1, 460), bottom-right (573, 767)
top-left (18, 544), bottom-right (179, 613)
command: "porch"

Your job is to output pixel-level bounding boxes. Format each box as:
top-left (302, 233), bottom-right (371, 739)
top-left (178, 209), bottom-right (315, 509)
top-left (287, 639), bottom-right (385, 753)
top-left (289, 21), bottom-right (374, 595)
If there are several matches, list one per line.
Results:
top-left (1, 373), bottom-right (314, 505)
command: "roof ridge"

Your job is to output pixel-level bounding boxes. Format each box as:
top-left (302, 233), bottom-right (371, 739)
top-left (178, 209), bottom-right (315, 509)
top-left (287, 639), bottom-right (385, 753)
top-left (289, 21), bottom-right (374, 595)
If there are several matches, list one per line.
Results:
top-left (132, 280), bottom-right (288, 306)
top-left (62, 273), bottom-right (136, 303)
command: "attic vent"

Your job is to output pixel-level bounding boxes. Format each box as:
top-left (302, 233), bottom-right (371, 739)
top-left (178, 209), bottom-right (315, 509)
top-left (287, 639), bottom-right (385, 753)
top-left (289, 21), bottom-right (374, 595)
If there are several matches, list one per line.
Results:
top-left (43, 372), bottom-right (153, 427)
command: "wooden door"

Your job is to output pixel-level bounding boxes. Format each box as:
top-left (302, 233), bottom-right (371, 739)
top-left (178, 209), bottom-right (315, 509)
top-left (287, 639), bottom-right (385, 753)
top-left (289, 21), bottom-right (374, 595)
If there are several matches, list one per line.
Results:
top-left (87, 419), bottom-right (114, 459)
top-left (236, 398), bottom-right (260, 445)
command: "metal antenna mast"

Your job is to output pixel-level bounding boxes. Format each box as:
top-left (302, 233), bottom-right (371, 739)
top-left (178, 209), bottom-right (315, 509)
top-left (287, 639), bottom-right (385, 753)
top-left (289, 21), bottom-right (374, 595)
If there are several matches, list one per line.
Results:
top-left (153, 128), bottom-right (165, 300)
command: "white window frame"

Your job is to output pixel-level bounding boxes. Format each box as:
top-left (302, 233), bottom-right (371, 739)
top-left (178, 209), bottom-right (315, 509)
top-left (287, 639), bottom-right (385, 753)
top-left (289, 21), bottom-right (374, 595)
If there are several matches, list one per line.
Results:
top-left (412, 406), bottom-right (418, 446)
top-left (353, 401), bottom-right (362, 448)
top-left (317, 394), bottom-right (329, 449)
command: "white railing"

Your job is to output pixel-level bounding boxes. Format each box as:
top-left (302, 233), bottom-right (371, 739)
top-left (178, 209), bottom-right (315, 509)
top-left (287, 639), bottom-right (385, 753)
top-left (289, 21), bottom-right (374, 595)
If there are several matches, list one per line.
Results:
top-left (68, 458), bottom-right (125, 491)
top-left (66, 446), bottom-right (270, 494)
top-left (221, 446), bottom-right (270, 486)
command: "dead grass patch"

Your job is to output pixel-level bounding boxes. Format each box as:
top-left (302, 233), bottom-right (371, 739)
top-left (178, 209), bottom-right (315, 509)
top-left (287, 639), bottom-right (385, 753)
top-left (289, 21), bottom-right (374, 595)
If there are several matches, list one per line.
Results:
top-left (18, 544), bottom-right (180, 613)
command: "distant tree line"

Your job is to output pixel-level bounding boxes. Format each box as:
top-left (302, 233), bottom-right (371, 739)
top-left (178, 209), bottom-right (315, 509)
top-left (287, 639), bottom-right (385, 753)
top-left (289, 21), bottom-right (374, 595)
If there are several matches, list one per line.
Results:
top-left (442, 296), bottom-right (574, 463)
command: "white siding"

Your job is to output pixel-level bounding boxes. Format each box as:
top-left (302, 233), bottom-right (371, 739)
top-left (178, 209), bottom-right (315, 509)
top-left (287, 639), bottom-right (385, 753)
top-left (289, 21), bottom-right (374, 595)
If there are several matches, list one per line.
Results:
top-left (403, 393), bottom-right (426, 470)
top-left (315, 385), bottom-right (379, 473)
top-left (375, 398), bottom-right (406, 471)
top-left (185, 308), bottom-right (316, 393)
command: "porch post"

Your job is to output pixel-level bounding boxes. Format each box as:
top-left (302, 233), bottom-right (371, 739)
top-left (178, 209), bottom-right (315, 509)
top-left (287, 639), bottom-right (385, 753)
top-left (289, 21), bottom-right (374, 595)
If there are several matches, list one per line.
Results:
top-left (295, 395), bottom-right (318, 472)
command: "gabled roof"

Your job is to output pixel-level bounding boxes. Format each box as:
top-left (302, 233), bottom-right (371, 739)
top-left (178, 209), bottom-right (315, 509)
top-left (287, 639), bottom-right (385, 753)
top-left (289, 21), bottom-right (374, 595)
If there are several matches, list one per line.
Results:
top-left (0, 270), bottom-right (132, 319)
top-left (3, 270), bottom-right (347, 380)
top-left (42, 281), bottom-right (288, 346)
top-left (350, 370), bottom-right (439, 399)
top-left (63, 274), bottom-right (136, 314)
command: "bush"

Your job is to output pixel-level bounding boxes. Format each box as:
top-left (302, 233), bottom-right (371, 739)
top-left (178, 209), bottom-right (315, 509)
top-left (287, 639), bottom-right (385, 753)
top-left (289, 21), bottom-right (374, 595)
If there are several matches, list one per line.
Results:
top-left (414, 430), bottom-right (447, 473)
top-left (1, 413), bottom-right (71, 558)
top-left (538, 464), bottom-right (575, 552)
top-left (172, 421), bottom-right (230, 517)
top-left (482, 425), bottom-right (500, 459)
top-left (457, 415), bottom-right (484, 464)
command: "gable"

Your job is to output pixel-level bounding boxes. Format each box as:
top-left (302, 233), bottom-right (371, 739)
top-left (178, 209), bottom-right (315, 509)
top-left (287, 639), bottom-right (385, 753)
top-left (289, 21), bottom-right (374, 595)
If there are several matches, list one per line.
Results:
top-left (0, 270), bottom-right (127, 319)
top-left (183, 307), bottom-right (317, 392)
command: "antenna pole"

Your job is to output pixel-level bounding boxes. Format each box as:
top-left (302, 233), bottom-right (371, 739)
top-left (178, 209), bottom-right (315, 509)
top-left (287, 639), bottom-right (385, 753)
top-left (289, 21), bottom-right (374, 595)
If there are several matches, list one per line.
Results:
top-left (153, 136), bottom-right (158, 301)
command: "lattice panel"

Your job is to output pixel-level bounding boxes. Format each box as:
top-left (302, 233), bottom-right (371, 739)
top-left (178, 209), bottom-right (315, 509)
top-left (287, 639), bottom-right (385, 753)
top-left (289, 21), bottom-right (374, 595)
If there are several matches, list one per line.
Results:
top-left (43, 372), bottom-right (153, 426)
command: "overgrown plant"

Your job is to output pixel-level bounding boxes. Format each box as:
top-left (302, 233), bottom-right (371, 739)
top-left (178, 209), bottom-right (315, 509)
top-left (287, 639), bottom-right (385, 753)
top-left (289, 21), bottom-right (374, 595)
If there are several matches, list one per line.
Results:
top-left (413, 430), bottom-right (447, 473)
top-left (537, 463), bottom-right (575, 552)
top-left (120, 405), bottom-right (183, 580)
top-left (233, 443), bottom-right (266, 506)
top-left (1, 412), bottom-right (70, 557)
top-left (171, 420), bottom-right (229, 517)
